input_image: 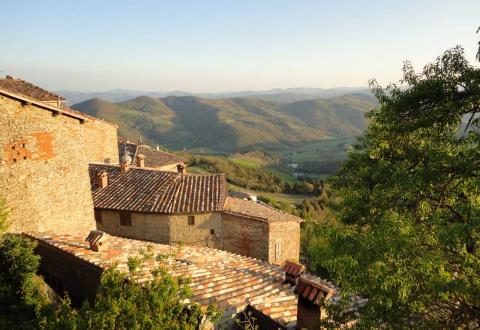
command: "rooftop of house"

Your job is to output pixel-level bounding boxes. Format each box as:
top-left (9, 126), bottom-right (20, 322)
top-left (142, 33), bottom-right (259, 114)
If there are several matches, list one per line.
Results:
top-left (119, 142), bottom-right (186, 168)
top-left (23, 232), bottom-right (337, 328)
top-left (0, 75), bottom-right (65, 102)
top-left (0, 76), bottom-right (117, 127)
top-left (89, 163), bottom-right (227, 213)
top-left (223, 197), bottom-right (303, 223)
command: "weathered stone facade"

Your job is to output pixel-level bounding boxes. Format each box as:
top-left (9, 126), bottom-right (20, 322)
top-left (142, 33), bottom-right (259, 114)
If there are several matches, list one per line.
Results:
top-left (95, 208), bottom-right (299, 264)
top-left (222, 213), bottom-right (270, 261)
top-left (95, 209), bottom-right (222, 248)
top-left (0, 93), bottom-right (118, 234)
top-left (268, 221), bottom-right (301, 264)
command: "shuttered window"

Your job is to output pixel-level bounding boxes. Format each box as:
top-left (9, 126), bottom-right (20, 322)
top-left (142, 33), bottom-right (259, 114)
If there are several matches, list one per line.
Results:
top-left (275, 241), bottom-right (282, 261)
top-left (188, 216), bottom-right (195, 226)
top-left (120, 212), bottom-right (132, 226)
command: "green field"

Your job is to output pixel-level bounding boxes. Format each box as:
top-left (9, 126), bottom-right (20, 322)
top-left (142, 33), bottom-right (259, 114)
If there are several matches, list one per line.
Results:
top-left (274, 137), bottom-right (356, 163)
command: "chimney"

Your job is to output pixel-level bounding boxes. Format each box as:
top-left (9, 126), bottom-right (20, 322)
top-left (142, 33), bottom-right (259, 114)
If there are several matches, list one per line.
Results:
top-left (6, 75), bottom-right (13, 80)
top-left (284, 261), bottom-right (305, 285)
top-left (177, 163), bottom-right (185, 174)
top-left (85, 230), bottom-right (110, 252)
top-left (97, 171), bottom-right (108, 188)
top-left (294, 276), bottom-right (334, 330)
top-left (136, 154), bottom-right (145, 167)
top-left (155, 144), bottom-right (160, 151)
top-left (138, 137), bottom-right (143, 145)
top-left (120, 162), bottom-right (130, 172)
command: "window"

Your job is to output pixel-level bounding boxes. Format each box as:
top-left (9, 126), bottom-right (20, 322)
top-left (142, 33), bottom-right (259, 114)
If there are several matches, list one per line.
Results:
top-left (274, 240), bottom-right (282, 261)
top-left (120, 212), bottom-right (131, 226)
top-left (94, 209), bottom-right (102, 223)
top-left (210, 229), bottom-right (215, 235)
top-left (188, 216), bottom-right (195, 226)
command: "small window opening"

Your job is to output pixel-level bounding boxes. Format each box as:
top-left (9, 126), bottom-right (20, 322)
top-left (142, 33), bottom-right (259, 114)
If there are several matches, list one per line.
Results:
top-left (120, 212), bottom-right (131, 226)
top-left (210, 229), bottom-right (215, 235)
top-left (188, 216), bottom-right (195, 226)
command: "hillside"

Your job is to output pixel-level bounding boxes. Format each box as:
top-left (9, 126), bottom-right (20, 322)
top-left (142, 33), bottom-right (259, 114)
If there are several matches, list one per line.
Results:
top-left (58, 87), bottom-right (371, 105)
top-left (72, 94), bottom-right (377, 153)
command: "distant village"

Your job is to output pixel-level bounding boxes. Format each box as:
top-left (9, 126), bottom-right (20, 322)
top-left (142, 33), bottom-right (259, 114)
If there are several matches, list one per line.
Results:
top-left (0, 76), bottom-right (344, 329)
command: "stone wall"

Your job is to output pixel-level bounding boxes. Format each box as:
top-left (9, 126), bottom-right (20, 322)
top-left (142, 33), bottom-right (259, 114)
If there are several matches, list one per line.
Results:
top-left (95, 209), bottom-right (222, 248)
top-left (221, 214), bottom-right (269, 261)
top-left (0, 94), bottom-right (117, 234)
top-left (83, 120), bottom-right (119, 164)
top-left (96, 208), bottom-right (300, 264)
top-left (268, 221), bottom-right (300, 264)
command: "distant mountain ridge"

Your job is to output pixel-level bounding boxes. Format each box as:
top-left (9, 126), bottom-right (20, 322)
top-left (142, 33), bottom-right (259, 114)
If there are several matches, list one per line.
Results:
top-left (58, 87), bottom-right (371, 105)
top-left (71, 93), bottom-right (377, 153)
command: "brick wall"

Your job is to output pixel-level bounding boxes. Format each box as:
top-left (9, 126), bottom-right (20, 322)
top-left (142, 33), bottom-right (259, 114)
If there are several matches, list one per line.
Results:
top-left (96, 209), bottom-right (222, 248)
top-left (0, 95), bottom-right (117, 234)
top-left (222, 214), bottom-right (270, 261)
top-left (268, 221), bottom-right (300, 265)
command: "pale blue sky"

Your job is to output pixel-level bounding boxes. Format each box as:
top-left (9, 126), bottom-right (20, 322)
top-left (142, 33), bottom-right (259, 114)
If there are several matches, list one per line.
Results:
top-left (1, 0), bottom-right (479, 92)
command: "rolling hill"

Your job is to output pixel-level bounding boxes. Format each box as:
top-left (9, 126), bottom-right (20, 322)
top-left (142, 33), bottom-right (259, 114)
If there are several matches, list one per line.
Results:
top-left (72, 94), bottom-right (377, 153)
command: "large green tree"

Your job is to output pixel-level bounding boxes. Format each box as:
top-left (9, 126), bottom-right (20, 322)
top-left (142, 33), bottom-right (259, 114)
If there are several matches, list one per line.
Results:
top-left (316, 46), bottom-right (480, 328)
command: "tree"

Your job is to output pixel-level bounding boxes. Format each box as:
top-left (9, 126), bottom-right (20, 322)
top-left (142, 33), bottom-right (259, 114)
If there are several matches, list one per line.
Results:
top-left (0, 199), bottom-right (50, 329)
top-left (317, 46), bottom-right (480, 328)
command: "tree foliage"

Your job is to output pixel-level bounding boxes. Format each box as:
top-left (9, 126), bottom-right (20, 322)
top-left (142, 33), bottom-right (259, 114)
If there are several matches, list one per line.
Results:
top-left (39, 250), bottom-right (220, 329)
top-left (316, 46), bottom-right (480, 328)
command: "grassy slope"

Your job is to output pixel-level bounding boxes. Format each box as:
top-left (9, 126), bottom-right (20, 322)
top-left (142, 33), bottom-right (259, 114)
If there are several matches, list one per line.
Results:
top-left (72, 94), bottom-right (376, 153)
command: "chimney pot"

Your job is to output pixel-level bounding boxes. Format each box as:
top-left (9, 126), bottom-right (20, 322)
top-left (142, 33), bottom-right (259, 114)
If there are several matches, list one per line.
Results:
top-left (177, 163), bottom-right (185, 174)
top-left (136, 154), bottom-right (145, 167)
top-left (294, 276), bottom-right (334, 329)
top-left (85, 230), bottom-right (109, 252)
top-left (97, 171), bottom-right (108, 188)
top-left (284, 261), bottom-right (305, 285)
top-left (120, 162), bottom-right (130, 172)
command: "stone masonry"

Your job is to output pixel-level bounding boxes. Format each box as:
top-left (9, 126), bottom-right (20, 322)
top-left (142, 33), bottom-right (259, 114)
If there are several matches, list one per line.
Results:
top-left (0, 93), bottom-right (118, 234)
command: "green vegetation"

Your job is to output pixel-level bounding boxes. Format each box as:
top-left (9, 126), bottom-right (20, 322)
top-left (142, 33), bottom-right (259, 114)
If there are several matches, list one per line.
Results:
top-left (305, 46), bottom-right (480, 327)
top-left (72, 94), bottom-right (376, 154)
top-left (0, 200), bottom-right (219, 329)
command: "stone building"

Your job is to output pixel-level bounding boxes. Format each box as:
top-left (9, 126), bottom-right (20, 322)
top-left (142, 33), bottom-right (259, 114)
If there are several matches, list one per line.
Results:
top-left (89, 163), bottom-right (302, 264)
top-left (25, 232), bottom-right (341, 329)
top-left (223, 197), bottom-right (301, 264)
top-left (0, 77), bottom-right (118, 233)
top-left (119, 141), bottom-right (187, 173)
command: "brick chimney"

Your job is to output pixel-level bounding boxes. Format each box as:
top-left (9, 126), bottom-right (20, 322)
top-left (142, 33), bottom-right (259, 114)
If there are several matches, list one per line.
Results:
top-left (284, 261), bottom-right (305, 285)
top-left (294, 276), bottom-right (335, 330)
top-left (85, 230), bottom-right (110, 252)
top-left (177, 163), bottom-right (185, 174)
top-left (97, 171), bottom-right (108, 188)
top-left (136, 154), bottom-right (145, 167)
top-left (120, 162), bottom-right (130, 172)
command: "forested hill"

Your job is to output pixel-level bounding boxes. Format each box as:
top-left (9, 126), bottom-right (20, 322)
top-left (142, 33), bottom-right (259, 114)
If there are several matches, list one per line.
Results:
top-left (71, 94), bottom-right (376, 153)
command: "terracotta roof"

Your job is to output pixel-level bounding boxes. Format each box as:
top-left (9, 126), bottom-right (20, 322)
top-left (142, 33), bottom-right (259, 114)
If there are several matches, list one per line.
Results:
top-left (223, 197), bottom-right (303, 223)
top-left (294, 275), bottom-right (335, 304)
top-left (89, 163), bottom-right (227, 213)
top-left (119, 142), bottom-right (186, 168)
top-left (24, 233), bottom-right (300, 327)
top-left (0, 76), bottom-right (65, 102)
top-left (0, 77), bottom-right (117, 127)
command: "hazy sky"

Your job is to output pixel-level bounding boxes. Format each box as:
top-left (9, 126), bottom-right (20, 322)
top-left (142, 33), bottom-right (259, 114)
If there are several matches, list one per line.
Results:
top-left (1, 0), bottom-right (479, 92)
